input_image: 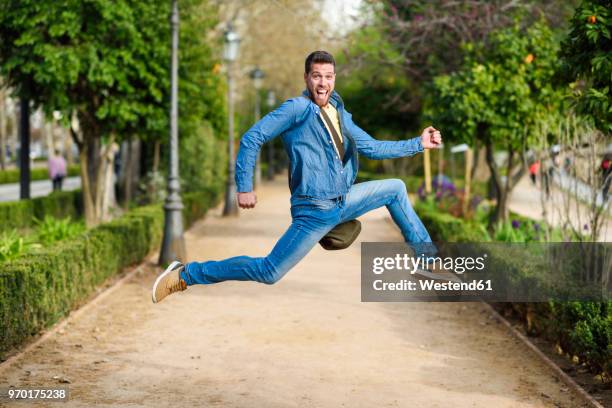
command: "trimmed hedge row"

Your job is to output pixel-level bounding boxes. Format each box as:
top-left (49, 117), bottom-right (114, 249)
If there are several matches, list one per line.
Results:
top-left (0, 165), bottom-right (80, 185)
top-left (0, 190), bottom-right (83, 234)
top-left (0, 187), bottom-right (222, 359)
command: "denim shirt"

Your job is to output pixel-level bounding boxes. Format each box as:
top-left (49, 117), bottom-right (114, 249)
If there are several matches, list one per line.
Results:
top-left (235, 90), bottom-right (424, 202)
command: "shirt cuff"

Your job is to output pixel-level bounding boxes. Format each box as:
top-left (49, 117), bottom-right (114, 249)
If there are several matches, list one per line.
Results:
top-left (236, 175), bottom-right (253, 193)
top-left (411, 136), bottom-right (424, 154)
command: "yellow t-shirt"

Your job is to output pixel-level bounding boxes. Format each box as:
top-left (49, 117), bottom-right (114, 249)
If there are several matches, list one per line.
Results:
top-left (321, 104), bottom-right (343, 157)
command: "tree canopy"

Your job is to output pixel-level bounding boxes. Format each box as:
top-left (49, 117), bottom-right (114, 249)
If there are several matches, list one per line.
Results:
top-left (0, 0), bottom-right (226, 225)
top-left (558, 0), bottom-right (611, 133)
top-left (426, 21), bottom-right (564, 223)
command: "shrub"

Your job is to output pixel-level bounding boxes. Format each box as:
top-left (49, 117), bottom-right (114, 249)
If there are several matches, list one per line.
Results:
top-left (0, 190), bottom-right (82, 234)
top-left (0, 231), bottom-right (32, 262)
top-left (0, 165), bottom-right (80, 185)
top-left (34, 216), bottom-right (85, 246)
top-left (0, 186), bottom-right (222, 359)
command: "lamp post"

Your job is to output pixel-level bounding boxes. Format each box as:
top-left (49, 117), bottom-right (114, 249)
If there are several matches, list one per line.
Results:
top-left (159, 0), bottom-right (186, 265)
top-left (223, 25), bottom-right (240, 216)
top-left (250, 67), bottom-right (264, 189)
top-left (19, 98), bottom-right (30, 199)
top-left (266, 90), bottom-right (276, 181)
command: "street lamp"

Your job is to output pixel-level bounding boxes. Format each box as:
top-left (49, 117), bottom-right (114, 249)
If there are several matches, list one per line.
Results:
top-left (250, 67), bottom-right (264, 189)
top-left (266, 90), bottom-right (276, 181)
top-left (159, 0), bottom-right (186, 265)
top-left (223, 25), bottom-right (240, 216)
top-left (19, 98), bottom-right (30, 199)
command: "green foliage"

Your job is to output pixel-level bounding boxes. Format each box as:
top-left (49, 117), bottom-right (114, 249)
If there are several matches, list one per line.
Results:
top-left (493, 221), bottom-right (530, 243)
top-left (180, 121), bottom-right (227, 194)
top-left (0, 0), bottom-right (226, 224)
top-left (336, 25), bottom-right (420, 137)
top-left (558, 0), bottom-right (611, 132)
top-left (0, 165), bottom-right (80, 185)
top-left (0, 231), bottom-right (28, 262)
top-left (177, 1), bottom-right (227, 140)
top-left (549, 301), bottom-right (612, 377)
top-left (34, 216), bottom-right (85, 246)
top-left (0, 190), bottom-right (82, 234)
top-left (427, 20), bottom-right (564, 147)
top-left (0, 185), bottom-right (223, 359)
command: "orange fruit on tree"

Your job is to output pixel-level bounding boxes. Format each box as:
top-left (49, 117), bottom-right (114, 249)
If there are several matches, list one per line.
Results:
top-left (524, 54), bottom-right (534, 64)
top-left (588, 15), bottom-right (597, 24)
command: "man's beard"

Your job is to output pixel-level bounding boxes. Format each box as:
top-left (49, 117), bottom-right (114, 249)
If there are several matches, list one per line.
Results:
top-left (308, 86), bottom-right (331, 107)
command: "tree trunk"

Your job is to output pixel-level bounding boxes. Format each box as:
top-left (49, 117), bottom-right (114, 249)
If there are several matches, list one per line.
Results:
top-left (484, 139), bottom-right (508, 225)
top-left (101, 140), bottom-right (118, 221)
top-left (123, 140), bottom-right (133, 209)
top-left (78, 145), bottom-right (97, 226)
top-left (472, 145), bottom-right (490, 182)
top-left (0, 89), bottom-right (6, 170)
top-left (71, 112), bottom-right (116, 227)
top-left (64, 127), bottom-right (74, 164)
top-left (152, 140), bottom-right (160, 174)
top-left (9, 111), bottom-right (17, 164)
top-left (87, 137), bottom-right (100, 194)
top-left (44, 119), bottom-right (54, 158)
top-left (93, 134), bottom-right (116, 221)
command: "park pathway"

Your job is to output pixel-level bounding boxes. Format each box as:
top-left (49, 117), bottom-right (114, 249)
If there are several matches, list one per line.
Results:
top-left (0, 176), bottom-right (81, 202)
top-left (508, 174), bottom-right (611, 242)
top-left (0, 179), bottom-right (589, 407)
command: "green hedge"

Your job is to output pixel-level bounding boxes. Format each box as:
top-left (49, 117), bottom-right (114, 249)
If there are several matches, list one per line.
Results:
top-left (358, 171), bottom-right (611, 380)
top-left (416, 203), bottom-right (611, 378)
top-left (0, 165), bottom-right (80, 185)
top-left (0, 190), bottom-right (83, 234)
top-left (0, 186), bottom-right (222, 359)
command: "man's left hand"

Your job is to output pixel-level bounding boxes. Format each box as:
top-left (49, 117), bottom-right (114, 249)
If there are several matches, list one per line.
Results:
top-left (420, 126), bottom-right (443, 149)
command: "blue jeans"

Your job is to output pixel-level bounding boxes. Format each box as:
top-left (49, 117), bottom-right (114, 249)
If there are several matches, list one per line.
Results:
top-left (181, 179), bottom-right (435, 285)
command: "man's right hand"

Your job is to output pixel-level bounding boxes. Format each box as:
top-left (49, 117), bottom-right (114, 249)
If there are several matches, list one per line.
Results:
top-left (237, 191), bottom-right (257, 209)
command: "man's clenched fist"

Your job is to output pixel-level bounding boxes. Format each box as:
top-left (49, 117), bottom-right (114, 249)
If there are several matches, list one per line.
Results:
top-left (420, 126), bottom-right (443, 149)
top-left (237, 192), bottom-right (257, 209)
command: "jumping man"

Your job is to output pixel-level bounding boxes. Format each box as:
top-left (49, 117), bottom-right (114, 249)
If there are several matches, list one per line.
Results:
top-left (152, 50), bottom-right (442, 303)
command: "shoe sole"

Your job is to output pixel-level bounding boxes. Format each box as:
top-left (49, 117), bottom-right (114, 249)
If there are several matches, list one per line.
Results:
top-left (152, 260), bottom-right (182, 304)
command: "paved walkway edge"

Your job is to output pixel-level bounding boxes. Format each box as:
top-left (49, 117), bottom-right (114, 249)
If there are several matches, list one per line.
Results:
top-left (482, 302), bottom-right (604, 408)
top-left (0, 262), bottom-right (146, 375)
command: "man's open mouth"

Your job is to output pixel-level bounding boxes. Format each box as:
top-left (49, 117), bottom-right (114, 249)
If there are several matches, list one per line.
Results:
top-left (316, 89), bottom-right (328, 98)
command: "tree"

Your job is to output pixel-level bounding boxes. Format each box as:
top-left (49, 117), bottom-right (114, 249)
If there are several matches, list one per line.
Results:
top-left (558, 0), bottom-right (611, 133)
top-left (0, 0), bottom-right (225, 226)
top-left (427, 21), bottom-right (564, 224)
top-left (340, 1), bottom-right (577, 122)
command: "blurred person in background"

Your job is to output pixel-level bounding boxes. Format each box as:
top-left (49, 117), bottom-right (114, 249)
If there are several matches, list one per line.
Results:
top-left (48, 149), bottom-right (67, 192)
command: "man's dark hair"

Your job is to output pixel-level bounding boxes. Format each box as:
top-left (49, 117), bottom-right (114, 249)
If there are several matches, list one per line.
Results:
top-left (304, 51), bottom-right (335, 74)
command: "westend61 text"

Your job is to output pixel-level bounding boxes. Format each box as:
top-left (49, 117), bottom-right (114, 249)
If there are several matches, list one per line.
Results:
top-left (373, 279), bottom-right (493, 292)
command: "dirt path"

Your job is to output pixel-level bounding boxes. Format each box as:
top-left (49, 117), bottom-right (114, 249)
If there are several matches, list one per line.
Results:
top-left (0, 179), bottom-right (589, 407)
